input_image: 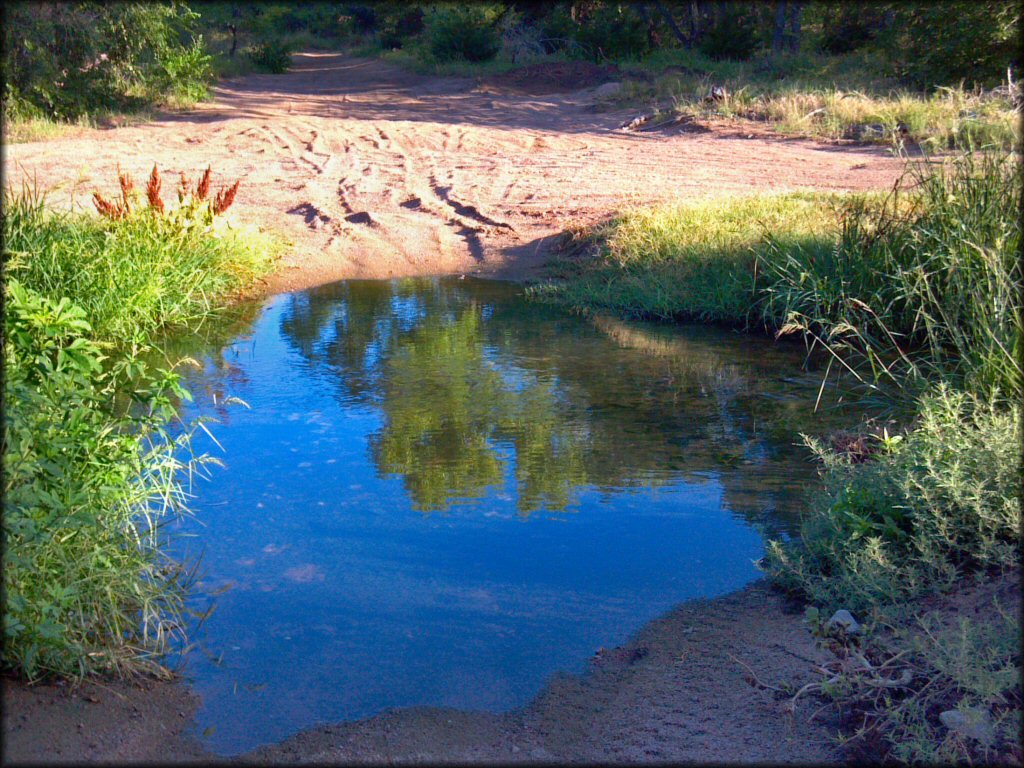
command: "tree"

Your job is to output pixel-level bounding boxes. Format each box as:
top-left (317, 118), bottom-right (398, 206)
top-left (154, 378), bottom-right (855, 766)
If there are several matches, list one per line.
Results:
top-left (771, 1), bottom-right (802, 54)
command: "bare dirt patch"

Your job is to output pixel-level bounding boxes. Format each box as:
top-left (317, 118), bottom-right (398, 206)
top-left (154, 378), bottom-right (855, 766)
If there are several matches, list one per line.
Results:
top-left (4, 51), bottom-right (903, 298)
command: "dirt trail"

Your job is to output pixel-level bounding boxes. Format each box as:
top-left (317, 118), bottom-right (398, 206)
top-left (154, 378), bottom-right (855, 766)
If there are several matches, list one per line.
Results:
top-left (5, 52), bottom-right (903, 295)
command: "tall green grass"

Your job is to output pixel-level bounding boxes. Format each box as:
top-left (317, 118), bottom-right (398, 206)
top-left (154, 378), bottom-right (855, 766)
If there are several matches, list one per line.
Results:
top-left (3, 185), bottom-right (276, 341)
top-left (537, 150), bottom-right (1021, 399)
top-left (532, 191), bottom-right (852, 323)
top-left (757, 151), bottom-right (1021, 399)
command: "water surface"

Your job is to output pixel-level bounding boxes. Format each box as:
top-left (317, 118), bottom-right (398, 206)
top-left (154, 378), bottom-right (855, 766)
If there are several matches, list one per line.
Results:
top-left (169, 277), bottom-right (842, 754)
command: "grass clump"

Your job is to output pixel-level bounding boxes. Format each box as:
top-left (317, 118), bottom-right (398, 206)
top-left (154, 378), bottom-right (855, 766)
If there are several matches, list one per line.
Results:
top-left (538, 150), bottom-right (1021, 398)
top-left (619, 57), bottom-right (1020, 152)
top-left (3, 180), bottom-right (276, 342)
top-left (757, 150), bottom-right (1021, 399)
top-left (533, 192), bottom-right (848, 323)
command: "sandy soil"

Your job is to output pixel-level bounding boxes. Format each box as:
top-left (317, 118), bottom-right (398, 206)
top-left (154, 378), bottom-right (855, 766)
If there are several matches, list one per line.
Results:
top-left (2, 53), bottom-right (912, 765)
top-left (4, 51), bottom-right (902, 296)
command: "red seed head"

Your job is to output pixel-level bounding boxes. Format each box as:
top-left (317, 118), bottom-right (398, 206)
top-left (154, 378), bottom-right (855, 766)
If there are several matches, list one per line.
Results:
top-left (212, 180), bottom-right (240, 215)
top-left (196, 166), bottom-right (212, 201)
top-left (146, 164), bottom-right (165, 214)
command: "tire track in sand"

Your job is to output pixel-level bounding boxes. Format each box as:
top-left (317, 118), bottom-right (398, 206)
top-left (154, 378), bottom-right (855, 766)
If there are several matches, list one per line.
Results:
top-left (3, 51), bottom-right (906, 291)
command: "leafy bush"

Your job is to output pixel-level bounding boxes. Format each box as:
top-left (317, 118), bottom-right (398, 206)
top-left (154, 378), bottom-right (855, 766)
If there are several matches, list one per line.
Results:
top-left (698, 6), bottom-right (762, 61)
top-left (2, 3), bottom-right (210, 118)
top-left (817, 3), bottom-right (889, 54)
top-left (424, 5), bottom-right (503, 63)
top-left (246, 38), bottom-right (293, 73)
top-left (572, 3), bottom-right (651, 62)
top-left (885, 2), bottom-right (1021, 89)
top-left (155, 38), bottom-right (213, 104)
top-left (763, 388), bottom-right (1020, 614)
top-left (2, 281), bottom-right (206, 680)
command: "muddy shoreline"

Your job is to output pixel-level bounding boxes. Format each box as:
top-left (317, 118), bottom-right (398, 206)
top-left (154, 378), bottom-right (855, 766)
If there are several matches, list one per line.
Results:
top-left (3, 580), bottom-right (842, 764)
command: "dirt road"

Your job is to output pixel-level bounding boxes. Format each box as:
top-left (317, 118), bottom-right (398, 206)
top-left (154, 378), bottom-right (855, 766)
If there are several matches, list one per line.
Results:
top-left (4, 52), bottom-right (903, 295)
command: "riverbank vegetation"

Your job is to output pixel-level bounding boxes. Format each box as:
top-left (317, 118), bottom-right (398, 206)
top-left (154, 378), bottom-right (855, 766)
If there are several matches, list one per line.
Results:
top-left (347, 1), bottom-right (1020, 151)
top-left (5, 3), bottom-right (1019, 151)
top-left (533, 148), bottom-right (1021, 761)
top-left (2, 173), bottom-right (276, 680)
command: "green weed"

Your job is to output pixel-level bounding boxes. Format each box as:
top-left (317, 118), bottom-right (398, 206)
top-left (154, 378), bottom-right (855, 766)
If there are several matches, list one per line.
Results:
top-left (2, 182), bottom-right (277, 342)
top-left (2, 281), bottom-right (212, 680)
top-left (763, 387), bottom-right (1020, 614)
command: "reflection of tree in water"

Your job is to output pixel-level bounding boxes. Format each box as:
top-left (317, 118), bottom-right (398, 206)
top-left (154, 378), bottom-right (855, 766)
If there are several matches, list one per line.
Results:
top-left (274, 279), bottom-right (851, 528)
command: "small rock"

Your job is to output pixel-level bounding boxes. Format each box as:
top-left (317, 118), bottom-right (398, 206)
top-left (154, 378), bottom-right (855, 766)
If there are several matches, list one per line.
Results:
top-left (940, 707), bottom-right (994, 745)
top-left (827, 609), bottom-right (861, 634)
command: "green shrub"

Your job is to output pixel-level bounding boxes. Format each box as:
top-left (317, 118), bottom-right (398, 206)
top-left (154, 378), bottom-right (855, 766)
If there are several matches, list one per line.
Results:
top-left (884, 2), bottom-right (1021, 89)
top-left (424, 5), bottom-right (503, 63)
top-left (763, 387), bottom-right (1020, 614)
top-left (154, 38), bottom-right (213, 105)
top-left (698, 6), bottom-right (762, 61)
top-left (2, 280), bottom-right (207, 680)
top-left (572, 3), bottom-right (651, 62)
top-left (246, 38), bottom-right (293, 73)
top-left (2, 3), bottom-right (210, 119)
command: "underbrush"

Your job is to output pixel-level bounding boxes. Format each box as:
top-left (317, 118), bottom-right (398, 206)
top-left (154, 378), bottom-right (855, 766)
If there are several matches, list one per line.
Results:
top-left (609, 49), bottom-right (1020, 151)
top-left (763, 388), bottom-right (1019, 613)
top-left (1, 170), bottom-right (276, 681)
top-left (2, 282), bottom-right (208, 680)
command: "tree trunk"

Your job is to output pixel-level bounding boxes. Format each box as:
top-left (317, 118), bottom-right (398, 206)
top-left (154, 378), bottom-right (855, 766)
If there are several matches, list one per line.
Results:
top-left (228, 24), bottom-right (237, 58)
top-left (772, 1), bottom-right (787, 53)
top-left (787, 1), bottom-right (802, 53)
top-left (690, 1), bottom-right (701, 45)
top-left (653, 1), bottom-right (691, 48)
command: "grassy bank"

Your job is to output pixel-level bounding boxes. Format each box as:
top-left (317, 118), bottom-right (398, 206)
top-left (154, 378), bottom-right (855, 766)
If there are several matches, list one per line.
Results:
top-left (2, 174), bottom-right (277, 681)
top-left (343, 3), bottom-right (1020, 153)
top-left (588, 45), bottom-right (1019, 152)
top-left (531, 150), bottom-right (1021, 761)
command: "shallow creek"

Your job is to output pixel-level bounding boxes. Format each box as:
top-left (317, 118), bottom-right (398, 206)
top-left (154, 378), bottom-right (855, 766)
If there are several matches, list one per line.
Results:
top-left (164, 277), bottom-right (851, 754)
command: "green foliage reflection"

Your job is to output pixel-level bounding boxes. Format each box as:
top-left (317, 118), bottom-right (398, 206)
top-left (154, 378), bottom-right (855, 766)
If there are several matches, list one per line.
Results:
top-left (272, 278), bottom-right (845, 524)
